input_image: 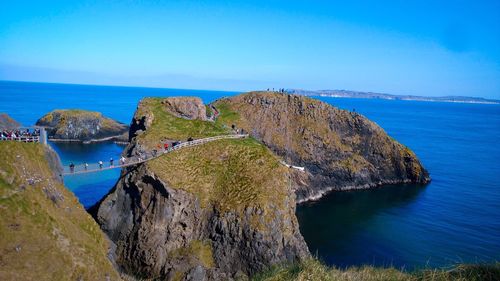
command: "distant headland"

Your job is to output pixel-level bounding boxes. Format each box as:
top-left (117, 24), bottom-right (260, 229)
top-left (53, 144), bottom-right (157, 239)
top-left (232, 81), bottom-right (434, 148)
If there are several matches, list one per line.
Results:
top-left (288, 89), bottom-right (500, 104)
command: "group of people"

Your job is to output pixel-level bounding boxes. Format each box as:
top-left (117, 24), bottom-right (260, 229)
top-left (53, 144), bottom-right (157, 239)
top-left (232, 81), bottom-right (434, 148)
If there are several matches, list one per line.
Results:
top-left (266, 88), bottom-right (286, 93)
top-left (67, 138), bottom-right (193, 173)
top-left (68, 156), bottom-right (127, 173)
top-left (0, 128), bottom-right (41, 142)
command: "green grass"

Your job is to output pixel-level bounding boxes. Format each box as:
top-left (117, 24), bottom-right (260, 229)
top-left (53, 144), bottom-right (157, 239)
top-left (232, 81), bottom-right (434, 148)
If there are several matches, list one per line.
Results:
top-left (214, 101), bottom-right (241, 126)
top-left (0, 142), bottom-right (120, 280)
top-left (253, 258), bottom-right (500, 281)
top-left (205, 105), bottom-right (213, 117)
top-left (147, 138), bottom-right (290, 229)
top-left (135, 98), bottom-right (230, 148)
top-left (170, 240), bottom-right (215, 269)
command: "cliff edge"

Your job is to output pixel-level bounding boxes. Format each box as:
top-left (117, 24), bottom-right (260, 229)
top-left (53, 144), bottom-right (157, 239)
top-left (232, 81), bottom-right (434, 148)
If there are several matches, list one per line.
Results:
top-left (92, 97), bottom-right (309, 280)
top-left (0, 113), bottom-right (21, 130)
top-left (212, 92), bottom-right (430, 201)
top-left (0, 142), bottom-right (120, 280)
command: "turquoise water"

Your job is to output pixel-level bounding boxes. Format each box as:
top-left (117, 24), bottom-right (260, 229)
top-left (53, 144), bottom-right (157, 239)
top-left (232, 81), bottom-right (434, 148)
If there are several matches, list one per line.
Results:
top-left (1, 80), bottom-right (499, 269)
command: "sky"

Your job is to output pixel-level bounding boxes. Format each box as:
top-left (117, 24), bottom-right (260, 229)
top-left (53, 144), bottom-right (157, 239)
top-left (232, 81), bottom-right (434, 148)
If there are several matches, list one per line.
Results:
top-left (0, 0), bottom-right (499, 98)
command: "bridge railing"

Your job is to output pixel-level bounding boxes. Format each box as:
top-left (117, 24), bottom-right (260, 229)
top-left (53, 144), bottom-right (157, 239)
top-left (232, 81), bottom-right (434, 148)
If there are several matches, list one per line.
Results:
top-left (0, 136), bottom-right (41, 142)
top-left (63, 134), bottom-right (248, 175)
top-left (0, 126), bottom-right (46, 144)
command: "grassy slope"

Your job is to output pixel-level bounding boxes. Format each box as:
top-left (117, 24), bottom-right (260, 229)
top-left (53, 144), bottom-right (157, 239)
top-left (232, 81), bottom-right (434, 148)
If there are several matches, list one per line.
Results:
top-left (135, 98), bottom-right (230, 149)
top-left (132, 97), bottom-right (292, 227)
top-left (254, 258), bottom-right (500, 281)
top-left (0, 142), bottom-right (120, 280)
top-left (147, 138), bottom-right (290, 228)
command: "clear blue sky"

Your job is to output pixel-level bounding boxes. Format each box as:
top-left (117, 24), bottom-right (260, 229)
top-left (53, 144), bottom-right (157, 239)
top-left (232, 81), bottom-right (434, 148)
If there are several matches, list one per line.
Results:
top-left (0, 0), bottom-right (499, 98)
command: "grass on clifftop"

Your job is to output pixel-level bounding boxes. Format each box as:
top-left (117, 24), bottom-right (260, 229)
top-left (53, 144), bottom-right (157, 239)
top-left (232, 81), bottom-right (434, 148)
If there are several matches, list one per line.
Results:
top-left (136, 98), bottom-right (231, 148)
top-left (254, 258), bottom-right (500, 281)
top-left (147, 138), bottom-right (290, 228)
top-left (0, 142), bottom-right (120, 280)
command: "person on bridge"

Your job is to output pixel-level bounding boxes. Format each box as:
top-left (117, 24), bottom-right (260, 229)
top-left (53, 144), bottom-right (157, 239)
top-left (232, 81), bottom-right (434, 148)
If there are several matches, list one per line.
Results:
top-left (69, 162), bottom-right (75, 173)
top-left (84, 163), bottom-right (88, 170)
top-left (98, 161), bottom-right (103, 169)
top-left (110, 158), bottom-right (114, 167)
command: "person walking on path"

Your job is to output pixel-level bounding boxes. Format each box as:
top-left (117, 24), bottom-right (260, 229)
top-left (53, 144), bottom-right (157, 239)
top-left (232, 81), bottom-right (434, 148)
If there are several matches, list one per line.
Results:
top-left (120, 156), bottom-right (126, 165)
top-left (164, 143), bottom-right (169, 151)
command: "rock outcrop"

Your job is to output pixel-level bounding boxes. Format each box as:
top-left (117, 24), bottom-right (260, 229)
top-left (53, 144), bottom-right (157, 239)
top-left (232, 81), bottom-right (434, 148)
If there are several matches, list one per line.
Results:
top-left (92, 97), bottom-right (309, 280)
top-left (92, 93), bottom-right (430, 280)
top-left (0, 113), bottom-right (21, 130)
top-left (162, 97), bottom-right (207, 120)
top-left (212, 92), bottom-right (430, 202)
top-left (0, 142), bottom-right (120, 280)
top-left (36, 109), bottom-right (129, 143)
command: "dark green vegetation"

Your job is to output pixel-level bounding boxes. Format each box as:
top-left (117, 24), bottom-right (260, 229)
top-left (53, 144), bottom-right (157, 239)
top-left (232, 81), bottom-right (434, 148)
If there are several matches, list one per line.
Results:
top-left (0, 142), bottom-right (120, 280)
top-left (255, 258), bottom-right (500, 281)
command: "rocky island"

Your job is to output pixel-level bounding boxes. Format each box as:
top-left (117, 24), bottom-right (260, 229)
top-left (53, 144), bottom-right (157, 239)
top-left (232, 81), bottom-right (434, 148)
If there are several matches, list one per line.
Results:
top-left (92, 96), bottom-right (309, 280)
top-left (91, 91), bottom-right (429, 280)
top-left (212, 92), bottom-right (430, 202)
top-left (36, 109), bottom-right (129, 144)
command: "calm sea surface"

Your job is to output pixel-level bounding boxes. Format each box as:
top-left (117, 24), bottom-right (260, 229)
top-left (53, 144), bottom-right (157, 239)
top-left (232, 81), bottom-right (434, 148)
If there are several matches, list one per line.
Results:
top-left (1, 81), bottom-right (499, 269)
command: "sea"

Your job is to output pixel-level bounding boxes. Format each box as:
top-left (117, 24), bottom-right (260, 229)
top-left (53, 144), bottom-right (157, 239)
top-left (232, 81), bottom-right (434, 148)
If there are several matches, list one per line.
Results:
top-left (1, 80), bottom-right (499, 270)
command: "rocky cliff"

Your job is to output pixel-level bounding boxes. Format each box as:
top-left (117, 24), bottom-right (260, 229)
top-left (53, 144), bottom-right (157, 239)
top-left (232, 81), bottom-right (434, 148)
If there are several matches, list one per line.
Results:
top-left (0, 113), bottom-right (21, 130)
top-left (162, 97), bottom-right (208, 120)
top-left (36, 109), bottom-right (129, 143)
top-left (0, 142), bottom-right (120, 280)
top-left (92, 97), bottom-right (309, 280)
top-left (212, 92), bottom-right (430, 201)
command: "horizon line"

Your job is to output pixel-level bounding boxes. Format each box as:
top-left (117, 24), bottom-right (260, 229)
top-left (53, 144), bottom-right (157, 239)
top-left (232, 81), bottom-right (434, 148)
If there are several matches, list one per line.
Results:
top-left (1, 79), bottom-right (498, 102)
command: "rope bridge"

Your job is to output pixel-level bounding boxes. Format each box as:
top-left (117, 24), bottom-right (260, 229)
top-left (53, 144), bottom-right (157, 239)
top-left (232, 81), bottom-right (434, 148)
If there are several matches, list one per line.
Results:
top-left (63, 134), bottom-right (249, 175)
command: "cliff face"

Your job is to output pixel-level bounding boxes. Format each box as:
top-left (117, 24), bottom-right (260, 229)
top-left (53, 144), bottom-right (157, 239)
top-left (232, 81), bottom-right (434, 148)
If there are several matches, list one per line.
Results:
top-left (0, 113), bottom-right (21, 130)
top-left (162, 97), bottom-right (208, 120)
top-left (213, 92), bottom-right (430, 201)
top-left (0, 142), bottom-right (120, 280)
top-left (93, 97), bottom-right (309, 280)
top-left (36, 109), bottom-right (128, 143)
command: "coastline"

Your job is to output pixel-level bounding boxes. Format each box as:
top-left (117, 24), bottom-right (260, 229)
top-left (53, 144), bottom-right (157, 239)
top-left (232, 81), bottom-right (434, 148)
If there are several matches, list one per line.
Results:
top-left (48, 134), bottom-right (128, 144)
top-left (312, 94), bottom-right (500, 105)
top-left (296, 178), bottom-right (428, 204)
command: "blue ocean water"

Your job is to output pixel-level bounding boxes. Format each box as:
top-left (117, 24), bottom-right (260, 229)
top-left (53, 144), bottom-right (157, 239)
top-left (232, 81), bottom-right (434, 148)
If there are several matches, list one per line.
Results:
top-left (1, 80), bottom-right (499, 269)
